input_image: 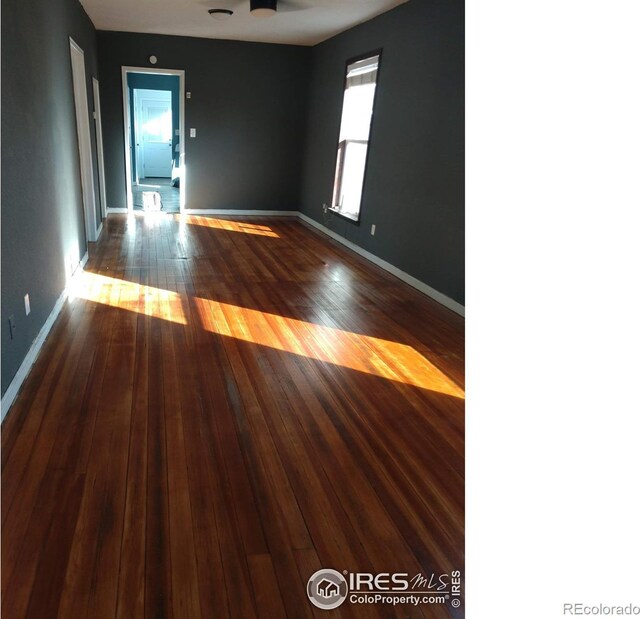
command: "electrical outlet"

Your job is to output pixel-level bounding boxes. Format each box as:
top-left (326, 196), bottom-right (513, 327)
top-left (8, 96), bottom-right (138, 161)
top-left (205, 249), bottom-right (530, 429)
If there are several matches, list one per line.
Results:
top-left (24, 293), bottom-right (31, 316)
top-left (8, 315), bottom-right (16, 340)
top-left (371, 224), bottom-right (376, 236)
top-left (186, 92), bottom-right (192, 99)
top-left (323, 203), bottom-right (328, 214)
top-left (190, 128), bottom-right (196, 138)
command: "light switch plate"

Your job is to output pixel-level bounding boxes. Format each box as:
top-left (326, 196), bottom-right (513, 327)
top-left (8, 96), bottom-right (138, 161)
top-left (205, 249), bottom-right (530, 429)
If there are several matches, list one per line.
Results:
top-left (24, 293), bottom-right (31, 316)
top-left (190, 128), bottom-right (196, 138)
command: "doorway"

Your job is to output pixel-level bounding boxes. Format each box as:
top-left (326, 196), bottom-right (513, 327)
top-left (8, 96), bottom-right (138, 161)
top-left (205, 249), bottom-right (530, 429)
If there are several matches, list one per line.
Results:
top-left (70, 38), bottom-right (99, 241)
top-left (134, 89), bottom-right (173, 179)
top-left (122, 67), bottom-right (185, 213)
top-left (92, 78), bottom-right (107, 220)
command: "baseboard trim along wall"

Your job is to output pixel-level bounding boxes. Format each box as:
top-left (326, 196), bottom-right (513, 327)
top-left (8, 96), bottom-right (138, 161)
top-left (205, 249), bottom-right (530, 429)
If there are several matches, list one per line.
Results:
top-left (186, 209), bottom-right (464, 316)
top-left (2, 212), bottom-right (464, 421)
top-left (1, 251), bottom-right (89, 422)
top-left (298, 213), bottom-right (465, 317)
top-left (107, 209), bottom-right (299, 217)
top-left (184, 209), bottom-right (298, 217)
top-left (80, 250), bottom-right (89, 270)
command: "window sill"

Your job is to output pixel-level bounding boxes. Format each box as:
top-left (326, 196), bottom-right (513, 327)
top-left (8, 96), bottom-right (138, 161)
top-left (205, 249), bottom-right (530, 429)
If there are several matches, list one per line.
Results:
top-left (328, 207), bottom-right (360, 224)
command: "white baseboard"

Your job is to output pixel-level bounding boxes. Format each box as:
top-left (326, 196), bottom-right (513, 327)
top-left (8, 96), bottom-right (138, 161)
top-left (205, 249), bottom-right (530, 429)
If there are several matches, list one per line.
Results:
top-left (106, 208), bottom-right (299, 217)
top-left (184, 209), bottom-right (299, 217)
top-left (1, 292), bottom-right (67, 422)
top-left (298, 213), bottom-right (465, 317)
top-left (2, 210), bottom-right (462, 422)
top-left (95, 221), bottom-right (103, 240)
top-left (1, 251), bottom-right (89, 423)
top-left (103, 207), bottom-right (464, 315)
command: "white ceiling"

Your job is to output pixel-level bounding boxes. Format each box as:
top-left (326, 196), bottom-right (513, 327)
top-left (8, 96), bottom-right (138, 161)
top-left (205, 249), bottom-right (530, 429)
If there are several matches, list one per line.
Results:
top-left (79, 0), bottom-right (409, 46)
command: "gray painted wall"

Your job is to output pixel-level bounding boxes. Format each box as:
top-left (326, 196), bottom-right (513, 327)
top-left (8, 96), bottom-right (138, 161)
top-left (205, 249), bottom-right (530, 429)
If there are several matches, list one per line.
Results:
top-left (1, 0), bottom-right (101, 396)
top-left (97, 31), bottom-right (310, 211)
top-left (1, 0), bottom-right (464, 399)
top-left (300, 0), bottom-right (465, 304)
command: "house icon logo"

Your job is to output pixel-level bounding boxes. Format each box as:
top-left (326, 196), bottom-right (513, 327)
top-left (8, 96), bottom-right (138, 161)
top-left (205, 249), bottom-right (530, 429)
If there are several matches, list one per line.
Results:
top-left (307, 569), bottom-right (348, 610)
top-left (317, 578), bottom-right (340, 598)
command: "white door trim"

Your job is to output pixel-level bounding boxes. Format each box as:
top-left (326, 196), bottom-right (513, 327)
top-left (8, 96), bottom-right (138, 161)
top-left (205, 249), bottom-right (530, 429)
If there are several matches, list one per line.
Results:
top-left (133, 88), bottom-right (143, 183)
top-left (92, 77), bottom-right (107, 220)
top-left (70, 37), bottom-right (98, 242)
top-left (121, 66), bottom-right (185, 212)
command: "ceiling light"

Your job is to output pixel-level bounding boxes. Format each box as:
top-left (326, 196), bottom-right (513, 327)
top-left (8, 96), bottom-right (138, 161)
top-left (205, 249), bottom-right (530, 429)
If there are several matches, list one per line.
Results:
top-left (250, 0), bottom-right (277, 17)
top-left (208, 8), bottom-right (233, 21)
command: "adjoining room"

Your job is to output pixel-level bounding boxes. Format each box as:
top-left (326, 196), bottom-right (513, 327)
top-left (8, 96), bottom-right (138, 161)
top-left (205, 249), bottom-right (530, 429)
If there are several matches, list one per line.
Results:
top-left (126, 71), bottom-right (182, 213)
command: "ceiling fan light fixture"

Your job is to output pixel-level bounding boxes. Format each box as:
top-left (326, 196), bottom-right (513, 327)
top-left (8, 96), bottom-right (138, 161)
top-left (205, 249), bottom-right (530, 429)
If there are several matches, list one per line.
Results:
top-left (208, 8), bottom-right (233, 21)
top-left (250, 0), bottom-right (277, 17)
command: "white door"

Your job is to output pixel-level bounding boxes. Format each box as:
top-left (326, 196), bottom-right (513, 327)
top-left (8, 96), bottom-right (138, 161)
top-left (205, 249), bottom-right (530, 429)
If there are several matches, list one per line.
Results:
top-left (134, 89), bottom-right (172, 178)
top-left (69, 38), bottom-right (98, 242)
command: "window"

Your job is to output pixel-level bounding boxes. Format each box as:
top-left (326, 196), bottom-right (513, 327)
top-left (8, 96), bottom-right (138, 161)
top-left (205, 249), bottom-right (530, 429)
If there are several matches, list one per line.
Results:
top-left (331, 52), bottom-right (381, 222)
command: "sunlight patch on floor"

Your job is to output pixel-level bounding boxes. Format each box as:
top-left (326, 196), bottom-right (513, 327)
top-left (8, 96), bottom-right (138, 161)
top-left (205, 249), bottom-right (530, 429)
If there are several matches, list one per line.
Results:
top-left (71, 271), bottom-right (463, 397)
top-left (174, 214), bottom-right (280, 238)
top-left (71, 272), bottom-right (187, 325)
top-left (194, 297), bottom-right (464, 398)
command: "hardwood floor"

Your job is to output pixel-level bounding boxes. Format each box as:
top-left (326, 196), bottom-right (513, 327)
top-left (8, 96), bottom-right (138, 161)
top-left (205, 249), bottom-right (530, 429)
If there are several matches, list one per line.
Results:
top-left (1, 213), bottom-right (464, 618)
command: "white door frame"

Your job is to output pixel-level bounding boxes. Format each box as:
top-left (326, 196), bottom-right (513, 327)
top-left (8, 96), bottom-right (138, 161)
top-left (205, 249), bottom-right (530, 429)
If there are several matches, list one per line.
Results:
top-left (121, 66), bottom-right (185, 212)
top-left (92, 77), bottom-right (107, 220)
top-left (133, 88), bottom-right (142, 184)
top-left (70, 38), bottom-right (99, 241)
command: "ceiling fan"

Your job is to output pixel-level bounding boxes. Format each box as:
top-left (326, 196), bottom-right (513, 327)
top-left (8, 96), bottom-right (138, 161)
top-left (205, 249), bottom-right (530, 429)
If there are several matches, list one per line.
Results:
top-left (207, 0), bottom-right (309, 20)
top-left (249, 0), bottom-right (284, 17)
top-left (205, 0), bottom-right (370, 21)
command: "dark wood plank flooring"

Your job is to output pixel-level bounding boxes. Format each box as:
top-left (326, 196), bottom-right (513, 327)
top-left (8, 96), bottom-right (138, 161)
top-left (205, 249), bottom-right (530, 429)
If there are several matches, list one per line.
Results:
top-left (1, 213), bottom-right (464, 618)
